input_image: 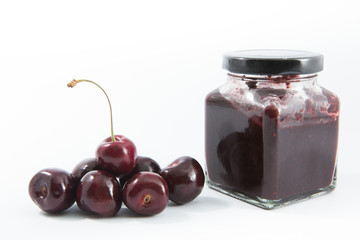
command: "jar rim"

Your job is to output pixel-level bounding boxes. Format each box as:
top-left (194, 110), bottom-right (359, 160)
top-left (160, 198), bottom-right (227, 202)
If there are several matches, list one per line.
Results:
top-left (228, 73), bottom-right (317, 82)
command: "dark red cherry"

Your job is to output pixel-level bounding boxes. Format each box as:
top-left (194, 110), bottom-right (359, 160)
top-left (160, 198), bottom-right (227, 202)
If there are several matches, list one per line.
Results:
top-left (67, 80), bottom-right (137, 177)
top-left (119, 156), bottom-right (161, 187)
top-left (96, 135), bottom-right (137, 177)
top-left (29, 168), bottom-right (76, 213)
top-left (72, 157), bottom-right (99, 183)
top-left (160, 156), bottom-right (205, 205)
top-left (76, 170), bottom-right (122, 217)
top-left (123, 172), bottom-right (168, 216)
top-left (132, 156), bottom-right (161, 174)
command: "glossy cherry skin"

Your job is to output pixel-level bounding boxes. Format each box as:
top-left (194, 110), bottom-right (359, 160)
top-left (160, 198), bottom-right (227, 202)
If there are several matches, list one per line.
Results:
top-left (96, 135), bottom-right (137, 177)
top-left (160, 156), bottom-right (205, 205)
top-left (29, 168), bottom-right (76, 213)
top-left (72, 157), bottom-right (99, 183)
top-left (120, 156), bottom-right (161, 187)
top-left (76, 170), bottom-right (122, 217)
top-left (123, 172), bottom-right (169, 216)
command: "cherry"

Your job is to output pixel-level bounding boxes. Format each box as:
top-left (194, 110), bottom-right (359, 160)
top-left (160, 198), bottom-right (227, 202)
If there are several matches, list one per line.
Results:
top-left (119, 156), bottom-right (161, 187)
top-left (29, 168), bottom-right (76, 213)
top-left (123, 172), bottom-right (169, 216)
top-left (131, 156), bottom-right (161, 174)
top-left (160, 156), bottom-right (205, 205)
top-left (72, 157), bottom-right (99, 183)
top-left (96, 135), bottom-right (137, 177)
top-left (76, 170), bottom-right (122, 217)
top-left (68, 79), bottom-right (137, 177)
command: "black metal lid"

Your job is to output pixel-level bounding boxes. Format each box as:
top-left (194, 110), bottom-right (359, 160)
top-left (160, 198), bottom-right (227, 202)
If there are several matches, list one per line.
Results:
top-left (223, 49), bottom-right (324, 75)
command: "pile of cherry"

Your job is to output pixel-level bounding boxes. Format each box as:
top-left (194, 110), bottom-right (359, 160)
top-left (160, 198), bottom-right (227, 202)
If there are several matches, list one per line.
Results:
top-left (28, 79), bottom-right (205, 217)
top-left (29, 151), bottom-right (204, 217)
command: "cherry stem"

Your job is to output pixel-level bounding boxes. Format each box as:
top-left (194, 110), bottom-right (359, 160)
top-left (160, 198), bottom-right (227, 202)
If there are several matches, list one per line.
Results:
top-left (41, 186), bottom-right (47, 197)
top-left (67, 79), bottom-right (116, 142)
top-left (144, 194), bottom-right (151, 203)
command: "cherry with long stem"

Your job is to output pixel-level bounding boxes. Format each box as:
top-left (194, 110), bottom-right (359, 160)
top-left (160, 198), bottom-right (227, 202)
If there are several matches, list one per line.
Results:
top-left (67, 79), bottom-right (137, 177)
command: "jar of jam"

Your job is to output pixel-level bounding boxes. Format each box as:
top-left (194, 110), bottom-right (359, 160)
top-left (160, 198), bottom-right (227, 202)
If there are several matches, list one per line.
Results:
top-left (205, 50), bottom-right (339, 209)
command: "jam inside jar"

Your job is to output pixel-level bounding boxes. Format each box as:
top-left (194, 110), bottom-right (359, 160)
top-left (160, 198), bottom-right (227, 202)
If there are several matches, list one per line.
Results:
top-left (205, 50), bottom-right (339, 209)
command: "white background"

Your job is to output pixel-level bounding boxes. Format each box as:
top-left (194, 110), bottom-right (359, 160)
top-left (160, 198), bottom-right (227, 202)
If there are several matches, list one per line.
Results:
top-left (1, 0), bottom-right (359, 239)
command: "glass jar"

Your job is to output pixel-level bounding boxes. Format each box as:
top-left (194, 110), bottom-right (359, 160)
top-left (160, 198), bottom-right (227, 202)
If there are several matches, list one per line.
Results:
top-left (205, 50), bottom-right (340, 209)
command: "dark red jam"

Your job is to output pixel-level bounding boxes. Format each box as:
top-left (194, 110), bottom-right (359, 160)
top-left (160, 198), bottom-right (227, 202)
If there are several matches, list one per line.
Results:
top-left (205, 77), bottom-right (339, 201)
